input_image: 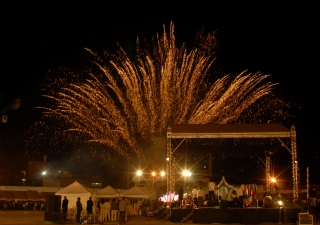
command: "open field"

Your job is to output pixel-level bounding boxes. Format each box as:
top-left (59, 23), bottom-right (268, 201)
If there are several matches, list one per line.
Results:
top-left (0, 210), bottom-right (317, 225)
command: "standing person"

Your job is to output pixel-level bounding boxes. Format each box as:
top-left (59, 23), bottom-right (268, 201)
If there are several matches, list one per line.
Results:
top-left (111, 198), bottom-right (119, 222)
top-left (99, 199), bottom-right (106, 224)
top-left (62, 196), bottom-right (68, 221)
top-left (86, 197), bottom-right (93, 216)
top-left (178, 186), bottom-right (184, 208)
top-left (192, 186), bottom-right (198, 199)
top-left (232, 187), bottom-right (238, 208)
top-left (197, 187), bottom-right (205, 207)
top-left (76, 197), bottom-right (83, 224)
top-left (105, 199), bottom-right (111, 221)
top-left (309, 187), bottom-right (317, 206)
top-left (141, 199), bottom-right (147, 216)
top-left (96, 199), bottom-right (100, 215)
top-left (237, 184), bottom-right (245, 207)
top-left (208, 178), bottom-right (215, 202)
top-left (126, 199), bottom-right (134, 220)
top-left (119, 197), bottom-right (127, 225)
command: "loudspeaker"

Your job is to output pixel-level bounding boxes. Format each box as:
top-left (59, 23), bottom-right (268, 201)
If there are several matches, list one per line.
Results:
top-left (220, 200), bottom-right (228, 209)
top-left (45, 195), bottom-right (61, 212)
top-left (45, 195), bottom-right (62, 221)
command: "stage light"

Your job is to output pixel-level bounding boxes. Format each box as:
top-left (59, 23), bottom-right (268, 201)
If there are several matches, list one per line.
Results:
top-left (166, 157), bottom-right (169, 161)
top-left (161, 171), bottom-right (165, 176)
top-left (271, 177), bottom-right (276, 183)
top-left (42, 171), bottom-right (47, 175)
top-left (278, 200), bottom-right (283, 206)
top-left (183, 170), bottom-right (191, 177)
top-left (151, 171), bottom-right (156, 177)
top-left (137, 170), bottom-right (142, 176)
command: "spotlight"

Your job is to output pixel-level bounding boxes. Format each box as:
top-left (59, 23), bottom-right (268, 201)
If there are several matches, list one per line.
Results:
top-left (151, 171), bottom-right (156, 177)
top-left (183, 170), bottom-right (191, 177)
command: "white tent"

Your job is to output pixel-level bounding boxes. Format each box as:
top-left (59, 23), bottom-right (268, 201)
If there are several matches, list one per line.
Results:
top-left (122, 186), bottom-right (149, 198)
top-left (55, 181), bottom-right (92, 209)
top-left (95, 185), bottom-right (120, 199)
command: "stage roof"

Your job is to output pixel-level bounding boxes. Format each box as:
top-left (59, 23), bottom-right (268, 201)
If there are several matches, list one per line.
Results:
top-left (168, 124), bottom-right (291, 139)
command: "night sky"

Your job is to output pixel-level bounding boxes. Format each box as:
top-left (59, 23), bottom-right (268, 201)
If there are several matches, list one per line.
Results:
top-left (1, 3), bottom-right (318, 185)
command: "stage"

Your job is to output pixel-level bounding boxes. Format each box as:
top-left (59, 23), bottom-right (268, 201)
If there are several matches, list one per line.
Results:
top-left (170, 207), bottom-right (301, 223)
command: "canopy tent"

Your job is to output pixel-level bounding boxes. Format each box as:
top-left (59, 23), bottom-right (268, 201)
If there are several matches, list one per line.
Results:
top-left (166, 124), bottom-right (298, 201)
top-left (95, 185), bottom-right (120, 198)
top-left (26, 190), bottom-right (43, 201)
top-left (12, 191), bottom-right (29, 201)
top-left (0, 190), bottom-right (43, 201)
top-left (0, 190), bottom-right (15, 201)
top-left (55, 181), bottom-right (91, 209)
top-left (122, 186), bottom-right (149, 198)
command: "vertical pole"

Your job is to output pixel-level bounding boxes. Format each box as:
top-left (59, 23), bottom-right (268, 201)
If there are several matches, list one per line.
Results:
top-left (278, 207), bottom-right (282, 224)
top-left (167, 126), bottom-right (173, 193)
top-left (307, 167), bottom-right (309, 199)
top-left (266, 156), bottom-right (271, 194)
top-left (127, 161), bottom-right (129, 189)
top-left (209, 154), bottom-right (213, 177)
top-left (152, 176), bottom-right (154, 199)
top-left (291, 125), bottom-right (298, 201)
top-left (171, 157), bottom-right (176, 192)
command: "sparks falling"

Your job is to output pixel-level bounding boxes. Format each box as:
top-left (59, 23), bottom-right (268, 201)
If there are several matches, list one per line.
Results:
top-left (31, 23), bottom-right (282, 159)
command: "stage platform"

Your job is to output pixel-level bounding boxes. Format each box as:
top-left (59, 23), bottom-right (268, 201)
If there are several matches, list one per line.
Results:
top-left (171, 207), bottom-right (301, 223)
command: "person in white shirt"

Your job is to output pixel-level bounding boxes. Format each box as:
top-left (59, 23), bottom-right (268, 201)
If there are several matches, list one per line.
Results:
top-left (197, 187), bottom-right (205, 207)
top-left (192, 186), bottom-right (198, 198)
top-left (99, 199), bottom-right (107, 224)
top-left (104, 199), bottom-right (111, 221)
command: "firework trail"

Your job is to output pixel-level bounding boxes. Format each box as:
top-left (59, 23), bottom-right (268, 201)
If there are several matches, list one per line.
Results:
top-left (31, 23), bottom-right (282, 159)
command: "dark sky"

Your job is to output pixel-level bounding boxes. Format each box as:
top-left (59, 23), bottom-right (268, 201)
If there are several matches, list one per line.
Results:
top-left (1, 3), bottom-right (319, 184)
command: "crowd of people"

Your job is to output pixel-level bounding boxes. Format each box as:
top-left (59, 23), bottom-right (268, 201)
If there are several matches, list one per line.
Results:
top-left (0, 201), bottom-right (45, 211)
top-left (177, 183), bottom-right (215, 209)
top-left (62, 196), bottom-right (161, 224)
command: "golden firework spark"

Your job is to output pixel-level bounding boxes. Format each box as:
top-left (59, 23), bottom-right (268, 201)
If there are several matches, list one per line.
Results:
top-left (33, 23), bottom-right (281, 159)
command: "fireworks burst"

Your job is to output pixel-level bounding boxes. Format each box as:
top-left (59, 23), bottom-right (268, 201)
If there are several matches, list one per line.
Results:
top-left (28, 23), bottom-right (290, 160)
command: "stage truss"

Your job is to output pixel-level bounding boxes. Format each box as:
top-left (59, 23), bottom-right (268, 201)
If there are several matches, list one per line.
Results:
top-left (166, 124), bottom-right (298, 201)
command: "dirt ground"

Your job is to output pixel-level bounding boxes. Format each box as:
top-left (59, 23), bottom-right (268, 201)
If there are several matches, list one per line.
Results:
top-left (0, 211), bottom-right (179, 225)
top-left (0, 210), bottom-right (317, 225)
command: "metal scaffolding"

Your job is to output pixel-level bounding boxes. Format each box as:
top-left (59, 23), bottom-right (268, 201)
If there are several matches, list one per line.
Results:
top-left (291, 126), bottom-right (298, 201)
top-left (166, 126), bottom-right (174, 193)
top-left (166, 124), bottom-right (299, 201)
top-left (266, 156), bottom-right (271, 194)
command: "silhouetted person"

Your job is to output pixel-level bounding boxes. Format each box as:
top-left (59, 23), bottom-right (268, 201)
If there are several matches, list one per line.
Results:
top-left (208, 178), bottom-right (215, 202)
top-left (96, 199), bottom-right (100, 214)
top-left (309, 187), bottom-right (317, 206)
top-left (178, 186), bottom-right (184, 208)
top-left (87, 197), bottom-right (93, 215)
top-left (76, 197), bottom-right (83, 223)
top-left (62, 196), bottom-right (68, 221)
